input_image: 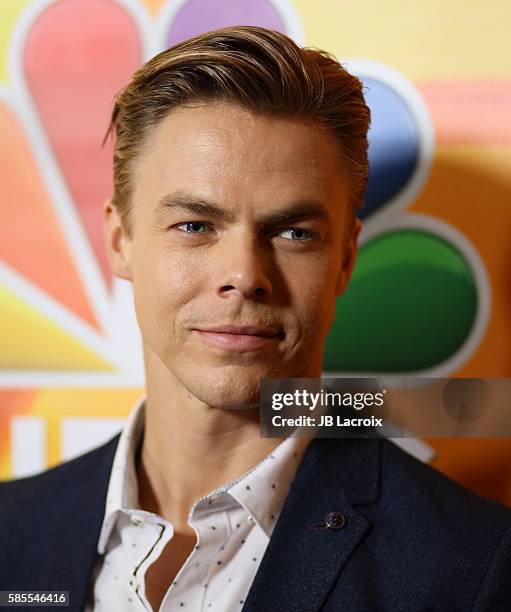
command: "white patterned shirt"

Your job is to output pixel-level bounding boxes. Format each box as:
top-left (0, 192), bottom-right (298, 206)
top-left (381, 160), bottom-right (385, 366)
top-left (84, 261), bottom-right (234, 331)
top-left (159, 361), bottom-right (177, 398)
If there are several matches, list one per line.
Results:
top-left (86, 398), bottom-right (312, 611)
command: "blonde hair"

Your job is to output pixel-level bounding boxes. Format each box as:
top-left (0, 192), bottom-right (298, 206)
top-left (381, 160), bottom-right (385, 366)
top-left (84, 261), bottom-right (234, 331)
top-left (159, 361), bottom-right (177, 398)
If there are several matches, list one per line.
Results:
top-left (106, 26), bottom-right (370, 235)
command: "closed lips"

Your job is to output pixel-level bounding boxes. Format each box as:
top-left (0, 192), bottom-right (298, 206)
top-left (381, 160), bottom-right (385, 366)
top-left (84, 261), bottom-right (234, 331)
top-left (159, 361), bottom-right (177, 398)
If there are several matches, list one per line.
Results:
top-left (197, 326), bottom-right (281, 337)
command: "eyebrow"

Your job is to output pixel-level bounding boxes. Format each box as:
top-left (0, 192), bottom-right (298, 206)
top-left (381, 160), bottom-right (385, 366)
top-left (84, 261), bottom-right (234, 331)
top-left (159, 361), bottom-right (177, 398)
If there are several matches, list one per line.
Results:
top-left (156, 191), bottom-right (331, 226)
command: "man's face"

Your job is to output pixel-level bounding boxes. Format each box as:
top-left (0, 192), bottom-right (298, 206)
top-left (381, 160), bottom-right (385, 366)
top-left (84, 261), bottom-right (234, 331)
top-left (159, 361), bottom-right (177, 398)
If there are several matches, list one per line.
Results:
top-left (106, 102), bottom-right (360, 409)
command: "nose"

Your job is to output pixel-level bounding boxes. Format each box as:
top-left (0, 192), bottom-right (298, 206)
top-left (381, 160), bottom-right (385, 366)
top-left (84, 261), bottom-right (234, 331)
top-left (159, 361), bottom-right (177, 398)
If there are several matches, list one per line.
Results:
top-left (216, 232), bottom-right (273, 300)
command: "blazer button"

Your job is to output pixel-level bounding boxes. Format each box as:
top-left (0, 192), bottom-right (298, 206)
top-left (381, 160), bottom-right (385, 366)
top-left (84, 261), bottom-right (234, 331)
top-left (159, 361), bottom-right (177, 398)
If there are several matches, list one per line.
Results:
top-left (325, 512), bottom-right (347, 530)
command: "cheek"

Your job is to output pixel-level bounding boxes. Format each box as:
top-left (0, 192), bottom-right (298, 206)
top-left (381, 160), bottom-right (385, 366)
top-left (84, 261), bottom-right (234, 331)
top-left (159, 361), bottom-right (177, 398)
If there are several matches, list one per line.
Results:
top-left (131, 246), bottom-right (205, 338)
top-left (285, 257), bottom-right (338, 333)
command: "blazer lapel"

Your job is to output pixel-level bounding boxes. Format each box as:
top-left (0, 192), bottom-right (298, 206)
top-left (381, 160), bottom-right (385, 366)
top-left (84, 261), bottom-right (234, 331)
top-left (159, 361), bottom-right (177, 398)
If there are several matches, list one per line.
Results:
top-left (39, 434), bottom-right (120, 610)
top-left (242, 436), bottom-right (381, 612)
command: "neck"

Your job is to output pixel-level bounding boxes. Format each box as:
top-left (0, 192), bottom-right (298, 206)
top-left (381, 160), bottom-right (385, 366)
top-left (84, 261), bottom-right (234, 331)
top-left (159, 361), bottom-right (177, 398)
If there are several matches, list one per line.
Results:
top-left (137, 351), bottom-right (286, 531)
top-left (137, 343), bottom-right (323, 530)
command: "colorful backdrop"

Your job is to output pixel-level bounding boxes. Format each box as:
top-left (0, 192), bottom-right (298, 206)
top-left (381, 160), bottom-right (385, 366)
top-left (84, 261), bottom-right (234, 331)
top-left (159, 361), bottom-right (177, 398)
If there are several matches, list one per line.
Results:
top-left (1, 0), bottom-right (510, 504)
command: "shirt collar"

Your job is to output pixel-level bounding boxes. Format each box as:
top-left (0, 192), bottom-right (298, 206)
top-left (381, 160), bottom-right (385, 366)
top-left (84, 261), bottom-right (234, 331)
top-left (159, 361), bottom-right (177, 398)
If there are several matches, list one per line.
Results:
top-left (97, 396), bottom-right (145, 554)
top-left (97, 397), bottom-right (312, 553)
top-left (226, 433), bottom-right (311, 537)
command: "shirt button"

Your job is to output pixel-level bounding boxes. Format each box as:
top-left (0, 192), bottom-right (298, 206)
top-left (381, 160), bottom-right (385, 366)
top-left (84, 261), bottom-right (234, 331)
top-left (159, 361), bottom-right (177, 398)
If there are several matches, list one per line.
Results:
top-left (246, 515), bottom-right (254, 523)
top-left (130, 515), bottom-right (145, 527)
top-left (128, 576), bottom-right (139, 591)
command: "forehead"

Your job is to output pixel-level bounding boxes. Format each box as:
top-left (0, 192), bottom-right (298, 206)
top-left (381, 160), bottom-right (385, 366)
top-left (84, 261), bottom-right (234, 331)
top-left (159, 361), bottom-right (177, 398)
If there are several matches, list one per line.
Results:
top-left (131, 102), bottom-right (347, 208)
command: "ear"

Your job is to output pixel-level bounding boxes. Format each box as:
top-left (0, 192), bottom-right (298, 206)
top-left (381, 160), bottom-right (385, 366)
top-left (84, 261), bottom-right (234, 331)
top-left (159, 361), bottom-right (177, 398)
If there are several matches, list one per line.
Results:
top-left (104, 198), bottom-right (133, 281)
top-left (335, 217), bottom-right (362, 297)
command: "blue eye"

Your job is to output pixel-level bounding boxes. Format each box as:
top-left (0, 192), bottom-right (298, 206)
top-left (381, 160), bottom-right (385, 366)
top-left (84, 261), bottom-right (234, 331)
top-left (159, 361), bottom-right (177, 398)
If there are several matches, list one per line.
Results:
top-left (177, 222), bottom-right (209, 233)
top-left (280, 228), bottom-right (314, 241)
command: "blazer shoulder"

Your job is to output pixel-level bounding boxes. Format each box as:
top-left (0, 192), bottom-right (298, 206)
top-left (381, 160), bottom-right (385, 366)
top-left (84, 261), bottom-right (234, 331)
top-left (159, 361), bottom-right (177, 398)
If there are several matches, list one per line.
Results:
top-left (378, 436), bottom-right (511, 540)
top-left (362, 439), bottom-right (511, 607)
top-left (0, 434), bottom-right (121, 598)
top-left (0, 433), bottom-right (120, 512)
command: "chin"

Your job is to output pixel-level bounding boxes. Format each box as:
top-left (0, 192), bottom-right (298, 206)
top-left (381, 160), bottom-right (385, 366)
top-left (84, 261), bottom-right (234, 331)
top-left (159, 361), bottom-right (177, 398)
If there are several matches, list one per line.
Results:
top-left (182, 363), bottom-right (272, 410)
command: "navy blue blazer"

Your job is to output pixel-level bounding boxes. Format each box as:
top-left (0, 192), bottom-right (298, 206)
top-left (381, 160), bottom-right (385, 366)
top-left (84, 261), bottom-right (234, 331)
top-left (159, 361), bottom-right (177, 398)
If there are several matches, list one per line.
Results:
top-left (1, 434), bottom-right (510, 611)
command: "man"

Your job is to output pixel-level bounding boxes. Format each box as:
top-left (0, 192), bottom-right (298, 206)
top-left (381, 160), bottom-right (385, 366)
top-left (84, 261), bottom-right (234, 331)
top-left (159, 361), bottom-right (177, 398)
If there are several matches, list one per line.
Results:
top-left (1, 26), bottom-right (510, 612)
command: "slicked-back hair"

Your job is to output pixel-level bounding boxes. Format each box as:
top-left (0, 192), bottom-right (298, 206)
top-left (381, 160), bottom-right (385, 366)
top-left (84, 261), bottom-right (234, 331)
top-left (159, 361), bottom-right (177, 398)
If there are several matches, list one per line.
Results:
top-left (106, 26), bottom-right (370, 236)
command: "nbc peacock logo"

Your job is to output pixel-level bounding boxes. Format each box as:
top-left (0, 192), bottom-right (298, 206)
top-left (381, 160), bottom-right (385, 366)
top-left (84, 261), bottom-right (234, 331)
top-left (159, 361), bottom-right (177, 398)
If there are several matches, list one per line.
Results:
top-left (0, 0), bottom-right (493, 476)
